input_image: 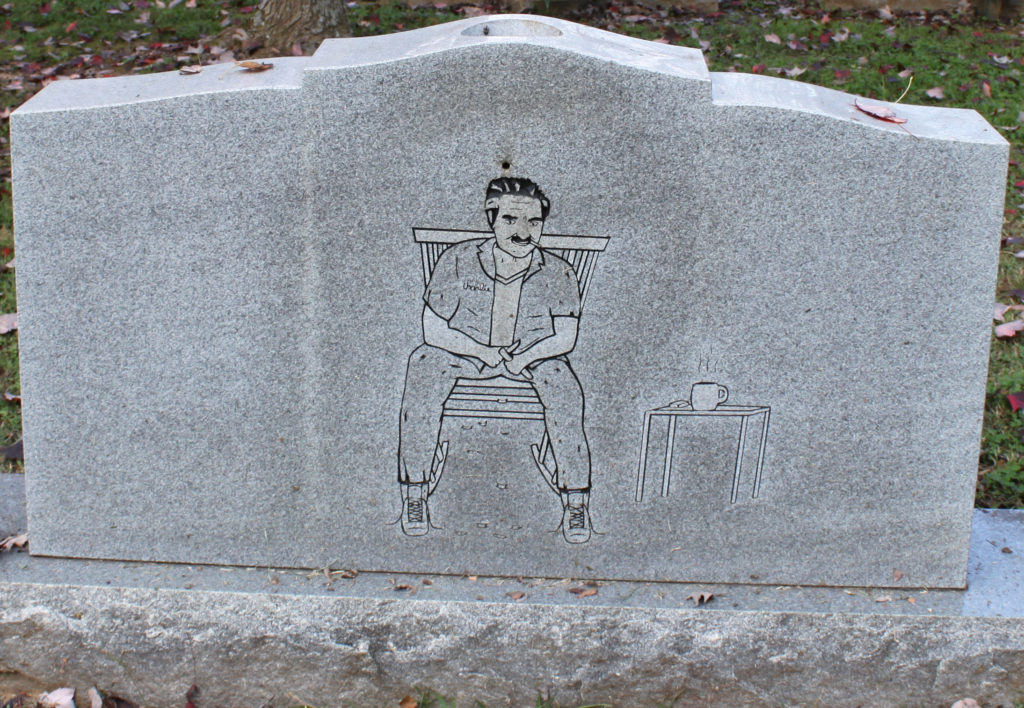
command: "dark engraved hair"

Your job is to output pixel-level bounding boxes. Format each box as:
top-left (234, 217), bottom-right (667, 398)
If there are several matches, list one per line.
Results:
top-left (484, 177), bottom-right (551, 227)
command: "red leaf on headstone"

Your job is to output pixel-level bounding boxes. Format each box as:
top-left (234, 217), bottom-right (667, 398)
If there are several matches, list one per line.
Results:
top-left (234, 60), bottom-right (272, 72)
top-left (854, 100), bottom-right (907, 124)
top-left (1007, 392), bottom-right (1024, 412)
top-left (0, 533), bottom-right (28, 551)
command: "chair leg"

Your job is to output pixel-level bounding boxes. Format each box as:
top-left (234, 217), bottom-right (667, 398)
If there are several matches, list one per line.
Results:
top-left (427, 440), bottom-right (448, 496)
top-left (531, 430), bottom-right (559, 494)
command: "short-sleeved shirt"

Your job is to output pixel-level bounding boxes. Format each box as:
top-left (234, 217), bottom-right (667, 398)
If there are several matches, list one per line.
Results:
top-left (424, 238), bottom-right (581, 352)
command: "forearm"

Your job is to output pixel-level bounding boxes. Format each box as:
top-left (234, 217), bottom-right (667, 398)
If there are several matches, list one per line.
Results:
top-left (517, 317), bottom-right (578, 366)
top-left (423, 307), bottom-right (489, 360)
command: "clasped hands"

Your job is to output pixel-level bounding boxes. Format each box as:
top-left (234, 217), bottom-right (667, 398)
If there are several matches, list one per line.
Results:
top-left (477, 340), bottom-right (533, 379)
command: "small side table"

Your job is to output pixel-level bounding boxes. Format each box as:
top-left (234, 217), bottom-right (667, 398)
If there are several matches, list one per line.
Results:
top-left (635, 404), bottom-right (771, 503)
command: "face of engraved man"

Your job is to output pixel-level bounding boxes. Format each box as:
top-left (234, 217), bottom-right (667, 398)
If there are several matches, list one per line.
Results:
top-left (491, 194), bottom-right (544, 259)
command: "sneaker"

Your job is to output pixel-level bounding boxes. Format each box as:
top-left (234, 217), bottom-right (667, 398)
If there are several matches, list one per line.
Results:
top-left (401, 484), bottom-right (429, 537)
top-left (561, 495), bottom-right (591, 544)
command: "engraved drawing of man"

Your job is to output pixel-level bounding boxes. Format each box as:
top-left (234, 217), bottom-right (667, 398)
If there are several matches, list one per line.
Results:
top-left (398, 177), bottom-right (593, 543)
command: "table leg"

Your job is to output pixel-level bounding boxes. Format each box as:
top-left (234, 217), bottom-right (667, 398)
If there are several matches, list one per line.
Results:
top-left (730, 415), bottom-right (749, 504)
top-left (752, 408), bottom-right (770, 498)
top-left (661, 415), bottom-right (676, 497)
top-left (635, 411), bottom-right (653, 502)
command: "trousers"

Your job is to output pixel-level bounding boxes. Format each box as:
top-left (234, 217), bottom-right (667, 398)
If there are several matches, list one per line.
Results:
top-left (398, 343), bottom-right (591, 491)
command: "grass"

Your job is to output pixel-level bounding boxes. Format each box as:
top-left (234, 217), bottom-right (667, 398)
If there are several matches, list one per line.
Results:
top-left (0, 0), bottom-right (1022, 505)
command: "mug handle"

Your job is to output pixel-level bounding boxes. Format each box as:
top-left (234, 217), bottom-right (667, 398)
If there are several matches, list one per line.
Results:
top-left (717, 385), bottom-right (729, 404)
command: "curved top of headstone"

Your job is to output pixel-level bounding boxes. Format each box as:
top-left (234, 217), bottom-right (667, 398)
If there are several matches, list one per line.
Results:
top-left (308, 14), bottom-right (709, 83)
top-left (11, 13), bottom-right (1008, 146)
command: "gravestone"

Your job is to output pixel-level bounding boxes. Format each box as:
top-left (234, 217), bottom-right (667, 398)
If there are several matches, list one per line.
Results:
top-left (11, 15), bottom-right (1007, 588)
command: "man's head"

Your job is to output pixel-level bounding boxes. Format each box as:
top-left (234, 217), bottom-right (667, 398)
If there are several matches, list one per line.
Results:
top-left (485, 177), bottom-right (550, 259)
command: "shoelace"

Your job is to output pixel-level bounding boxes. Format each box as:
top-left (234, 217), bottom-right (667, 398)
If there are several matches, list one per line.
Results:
top-left (407, 497), bottom-right (425, 523)
top-left (568, 505), bottom-right (586, 529)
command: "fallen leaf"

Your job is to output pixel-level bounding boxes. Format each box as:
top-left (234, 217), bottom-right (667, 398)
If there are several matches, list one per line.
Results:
top-left (0, 533), bottom-right (27, 551)
top-left (399, 697), bottom-right (418, 708)
top-left (4, 391), bottom-right (20, 403)
top-left (764, 33), bottom-right (781, 44)
top-left (39, 689), bottom-right (74, 708)
top-left (393, 584), bottom-right (413, 591)
top-left (686, 591), bottom-right (714, 606)
top-left (951, 700), bottom-right (981, 708)
top-left (1002, 546), bottom-right (1013, 553)
top-left (0, 313), bottom-right (16, 334)
top-left (854, 100), bottom-right (907, 124)
top-left (925, 86), bottom-right (945, 99)
top-left (179, 64), bottom-right (201, 75)
top-left (982, 80), bottom-right (991, 98)
top-left (907, 596), bottom-right (916, 604)
top-left (996, 303), bottom-right (1012, 321)
top-left (995, 320), bottom-right (1024, 338)
top-left (784, 66), bottom-right (806, 77)
top-left (568, 586), bottom-right (598, 597)
top-left (892, 568), bottom-right (904, 583)
top-left (507, 591), bottom-right (526, 600)
top-left (878, 4), bottom-right (894, 19)
top-left (1, 439), bottom-right (22, 460)
top-left (234, 60), bottom-right (272, 72)
top-left (874, 595), bottom-right (893, 602)
top-left (88, 688), bottom-right (102, 708)
top-left (898, 68), bottom-right (913, 78)
top-left (5, 258), bottom-right (13, 270)
top-left (1007, 392), bottom-right (1024, 412)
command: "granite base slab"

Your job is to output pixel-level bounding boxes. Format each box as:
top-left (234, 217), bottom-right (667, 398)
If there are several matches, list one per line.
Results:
top-left (1, 474), bottom-right (1022, 706)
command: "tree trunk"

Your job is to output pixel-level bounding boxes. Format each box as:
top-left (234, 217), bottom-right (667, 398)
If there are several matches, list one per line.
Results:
top-left (251, 0), bottom-right (350, 54)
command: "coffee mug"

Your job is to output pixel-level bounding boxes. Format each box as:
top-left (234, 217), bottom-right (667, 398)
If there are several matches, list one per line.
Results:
top-left (690, 382), bottom-right (728, 411)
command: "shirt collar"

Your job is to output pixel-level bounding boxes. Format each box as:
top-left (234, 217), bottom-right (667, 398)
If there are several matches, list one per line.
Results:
top-left (477, 238), bottom-right (545, 282)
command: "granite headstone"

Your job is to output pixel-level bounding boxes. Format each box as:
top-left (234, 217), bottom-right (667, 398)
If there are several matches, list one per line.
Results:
top-left (11, 15), bottom-right (1007, 587)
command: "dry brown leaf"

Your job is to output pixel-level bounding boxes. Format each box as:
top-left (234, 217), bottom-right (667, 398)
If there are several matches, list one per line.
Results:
top-left (897, 68), bottom-right (913, 78)
top-left (507, 591), bottom-right (526, 601)
top-left (0, 313), bottom-right (17, 334)
top-left (4, 390), bottom-right (20, 403)
top-left (764, 33), bottom-right (781, 44)
top-left (568, 586), bottom-right (598, 598)
top-left (854, 100), bottom-right (907, 124)
top-left (179, 64), bottom-right (201, 75)
top-left (394, 584), bottom-right (413, 591)
top-left (925, 86), bottom-right (945, 99)
top-left (235, 60), bottom-right (273, 72)
top-left (878, 4), bottom-right (894, 19)
top-left (0, 533), bottom-right (27, 551)
top-left (907, 596), bottom-right (916, 605)
top-left (39, 688), bottom-right (75, 708)
top-left (399, 696), bottom-right (418, 708)
top-left (686, 591), bottom-right (714, 606)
